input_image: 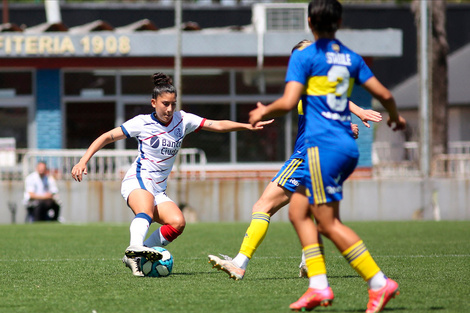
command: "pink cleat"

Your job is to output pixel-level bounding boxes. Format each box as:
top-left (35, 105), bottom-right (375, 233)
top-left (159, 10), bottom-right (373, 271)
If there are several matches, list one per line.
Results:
top-left (366, 278), bottom-right (399, 313)
top-left (289, 287), bottom-right (334, 311)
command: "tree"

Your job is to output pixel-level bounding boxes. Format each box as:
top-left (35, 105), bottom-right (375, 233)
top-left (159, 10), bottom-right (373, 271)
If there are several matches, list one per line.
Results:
top-left (429, 0), bottom-right (449, 158)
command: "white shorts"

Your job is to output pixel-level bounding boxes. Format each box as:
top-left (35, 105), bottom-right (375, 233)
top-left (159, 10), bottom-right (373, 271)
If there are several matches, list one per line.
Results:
top-left (121, 175), bottom-right (174, 207)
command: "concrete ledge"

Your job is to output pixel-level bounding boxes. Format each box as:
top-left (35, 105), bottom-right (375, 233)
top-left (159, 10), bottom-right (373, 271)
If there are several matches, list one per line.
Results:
top-left (1, 177), bottom-right (468, 224)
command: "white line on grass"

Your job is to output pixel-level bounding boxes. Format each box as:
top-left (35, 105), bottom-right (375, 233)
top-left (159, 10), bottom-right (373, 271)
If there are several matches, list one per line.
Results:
top-left (1, 254), bottom-right (469, 262)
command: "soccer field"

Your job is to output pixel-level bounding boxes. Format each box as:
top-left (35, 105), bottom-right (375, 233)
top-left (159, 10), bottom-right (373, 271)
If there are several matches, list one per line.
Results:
top-left (1, 221), bottom-right (469, 313)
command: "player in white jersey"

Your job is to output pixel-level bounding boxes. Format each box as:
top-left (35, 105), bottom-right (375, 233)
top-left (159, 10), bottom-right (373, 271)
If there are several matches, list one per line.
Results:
top-left (71, 72), bottom-right (273, 276)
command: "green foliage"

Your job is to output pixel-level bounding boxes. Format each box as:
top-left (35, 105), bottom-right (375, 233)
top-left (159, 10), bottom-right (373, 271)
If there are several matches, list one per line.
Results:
top-left (0, 221), bottom-right (469, 312)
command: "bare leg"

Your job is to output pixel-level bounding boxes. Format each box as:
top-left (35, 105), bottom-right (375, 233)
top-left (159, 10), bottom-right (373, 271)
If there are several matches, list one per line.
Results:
top-left (252, 181), bottom-right (292, 215)
top-left (127, 188), bottom-right (156, 218)
top-left (289, 187), bottom-right (319, 247)
top-left (312, 201), bottom-right (360, 252)
top-left (153, 200), bottom-right (186, 232)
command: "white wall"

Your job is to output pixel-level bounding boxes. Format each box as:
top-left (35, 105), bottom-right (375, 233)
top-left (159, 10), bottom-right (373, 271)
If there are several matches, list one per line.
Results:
top-left (1, 177), bottom-right (469, 224)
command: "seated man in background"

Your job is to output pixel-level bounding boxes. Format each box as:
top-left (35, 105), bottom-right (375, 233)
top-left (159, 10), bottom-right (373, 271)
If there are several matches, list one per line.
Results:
top-left (24, 161), bottom-right (61, 222)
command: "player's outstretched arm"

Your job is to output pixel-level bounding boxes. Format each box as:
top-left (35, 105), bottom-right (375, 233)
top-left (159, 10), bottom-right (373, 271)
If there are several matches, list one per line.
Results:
top-left (349, 101), bottom-right (383, 128)
top-left (201, 119), bottom-right (274, 133)
top-left (361, 76), bottom-right (406, 131)
top-left (249, 81), bottom-right (304, 126)
top-left (71, 127), bottom-right (126, 182)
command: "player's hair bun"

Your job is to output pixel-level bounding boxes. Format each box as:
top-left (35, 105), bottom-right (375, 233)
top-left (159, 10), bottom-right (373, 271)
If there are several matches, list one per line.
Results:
top-left (152, 72), bottom-right (173, 87)
top-left (151, 72), bottom-right (176, 99)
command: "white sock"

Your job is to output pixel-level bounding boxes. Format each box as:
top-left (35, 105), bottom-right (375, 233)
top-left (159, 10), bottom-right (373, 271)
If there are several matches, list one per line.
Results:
top-left (301, 251), bottom-right (306, 265)
top-left (129, 217), bottom-right (151, 246)
top-left (144, 227), bottom-right (170, 247)
top-left (368, 271), bottom-right (387, 290)
top-left (308, 274), bottom-right (329, 289)
top-left (232, 253), bottom-right (250, 270)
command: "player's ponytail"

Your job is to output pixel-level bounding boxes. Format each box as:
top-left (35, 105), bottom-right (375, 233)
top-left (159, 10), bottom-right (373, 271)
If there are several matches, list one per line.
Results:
top-left (152, 72), bottom-right (177, 99)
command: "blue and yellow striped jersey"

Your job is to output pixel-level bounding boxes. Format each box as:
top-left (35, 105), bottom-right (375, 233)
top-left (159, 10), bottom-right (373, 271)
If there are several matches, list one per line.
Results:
top-left (286, 38), bottom-right (374, 157)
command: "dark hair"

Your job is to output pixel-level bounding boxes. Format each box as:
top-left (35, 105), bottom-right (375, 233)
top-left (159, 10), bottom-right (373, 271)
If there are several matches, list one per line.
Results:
top-left (308, 0), bottom-right (342, 33)
top-left (152, 72), bottom-right (176, 99)
top-left (291, 39), bottom-right (313, 54)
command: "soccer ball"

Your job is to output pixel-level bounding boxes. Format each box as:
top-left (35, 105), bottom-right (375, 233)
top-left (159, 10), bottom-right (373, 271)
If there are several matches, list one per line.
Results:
top-left (139, 246), bottom-right (174, 277)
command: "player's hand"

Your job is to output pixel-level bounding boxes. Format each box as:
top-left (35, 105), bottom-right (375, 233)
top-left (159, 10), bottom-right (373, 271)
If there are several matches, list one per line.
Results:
top-left (351, 124), bottom-right (359, 139)
top-left (249, 102), bottom-right (267, 126)
top-left (387, 115), bottom-right (406, 131)
top-left (71, 162), bottom-right (88, 182)
top-left (358, 109), bottom-right (382, 128)
top-left (251, 119), bottom-right (274, 130)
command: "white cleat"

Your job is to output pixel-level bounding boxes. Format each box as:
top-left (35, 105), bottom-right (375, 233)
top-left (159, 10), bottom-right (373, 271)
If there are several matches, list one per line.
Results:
top-left (299, 262), bottom-right (308, 278)
top-left (125, 245), bottom-right (163, 262)
top-left (122, 255), bottom-right (144, 277)
top-left (208, 254), bottom-right (245, 281)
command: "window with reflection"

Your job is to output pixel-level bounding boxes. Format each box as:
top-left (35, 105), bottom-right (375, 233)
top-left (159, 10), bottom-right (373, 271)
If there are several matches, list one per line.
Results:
top-left (0, 107), bottom-right (28, 148)
top-left (265, 69), bottom-right (287, 94)
top-left (182, 71), bottom-right (229, 95)
top-left (0, 71), bottom-right (32, 95)
top-left (236, 70), bottom-right (286, 95)
top-left (66, 102), bottom-right (115, 149)
top-left (181, 103), bottom-right (231, 162)
top-left (236, 103), bottom-right (285, 162)
top-left (122, 75), bottom-right (154, 95)
top-left (64, 72), bottom-right (115, 96)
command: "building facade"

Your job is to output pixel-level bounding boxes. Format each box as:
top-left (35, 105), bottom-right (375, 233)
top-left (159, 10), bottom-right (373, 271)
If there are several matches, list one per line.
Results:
top-left (0, 3), bottom-right (403, 167)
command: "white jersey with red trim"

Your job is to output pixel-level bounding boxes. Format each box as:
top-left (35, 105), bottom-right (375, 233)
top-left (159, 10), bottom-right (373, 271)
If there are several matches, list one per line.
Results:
top-left (120, 110), bottom-right (205, 193)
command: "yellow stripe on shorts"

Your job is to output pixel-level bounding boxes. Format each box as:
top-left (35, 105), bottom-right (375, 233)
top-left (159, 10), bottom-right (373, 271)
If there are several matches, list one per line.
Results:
top-left (308, 147), bottom-right (326, 204)
top-left (275, 158), bottom-right (302, 186)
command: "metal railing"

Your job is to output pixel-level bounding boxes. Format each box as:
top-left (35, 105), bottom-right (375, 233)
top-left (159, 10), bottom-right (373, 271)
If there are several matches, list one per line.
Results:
top-left (435, 141), bottom-right (470, 177)
top-left (432, 154), bottom-right (470, 178)
top-left (16, 148), bottom-right (207, 181)
top-left (373, 141), bottom-right (470, 178)
top-left (448, 141), bottom-right (470, 154)
top-left (2, 141), bottom-right (470, 181)
top-left (372, 141), bottom-right (420, 177)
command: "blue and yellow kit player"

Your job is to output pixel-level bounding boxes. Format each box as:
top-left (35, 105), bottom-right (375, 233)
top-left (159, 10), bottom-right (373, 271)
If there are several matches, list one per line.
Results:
top-left (208, 39), bottom-right (382, 281)
top-left (248, 0), bottom-right (406, 312)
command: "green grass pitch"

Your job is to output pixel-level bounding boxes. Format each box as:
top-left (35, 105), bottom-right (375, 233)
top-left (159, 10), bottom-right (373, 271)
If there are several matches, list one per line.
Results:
top-left (0, 221), bottom-right (469, 313)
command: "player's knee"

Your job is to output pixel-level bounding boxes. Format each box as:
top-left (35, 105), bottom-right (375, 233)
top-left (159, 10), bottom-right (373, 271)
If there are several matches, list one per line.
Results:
top-left (316, 221), bottom-right (339, 239)
top-left (288, 209), bottom-right (302, 225)
top-left (168, 215), bottom-right (186, 233)
top-left (316, 223), bottom-right (330, 237)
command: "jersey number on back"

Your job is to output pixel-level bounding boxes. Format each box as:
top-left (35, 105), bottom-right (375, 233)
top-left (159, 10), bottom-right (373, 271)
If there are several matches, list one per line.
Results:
top-left (327, 65), bottom-right (350, 112)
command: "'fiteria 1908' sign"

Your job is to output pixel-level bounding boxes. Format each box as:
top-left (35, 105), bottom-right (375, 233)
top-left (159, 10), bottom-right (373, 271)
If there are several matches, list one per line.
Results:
top-left (0, 33), bottom-right (172, 57)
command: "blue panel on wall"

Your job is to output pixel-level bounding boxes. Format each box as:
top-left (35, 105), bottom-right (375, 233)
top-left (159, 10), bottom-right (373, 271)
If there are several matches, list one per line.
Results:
top-left (36, 69), bottom-right (62, 149)
top-left (350, 86), bottom-right (373, 168)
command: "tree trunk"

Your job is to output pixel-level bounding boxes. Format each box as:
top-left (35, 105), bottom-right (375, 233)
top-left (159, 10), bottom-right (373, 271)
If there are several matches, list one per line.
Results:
top-left (430, 0), bottom-right (449, 157)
